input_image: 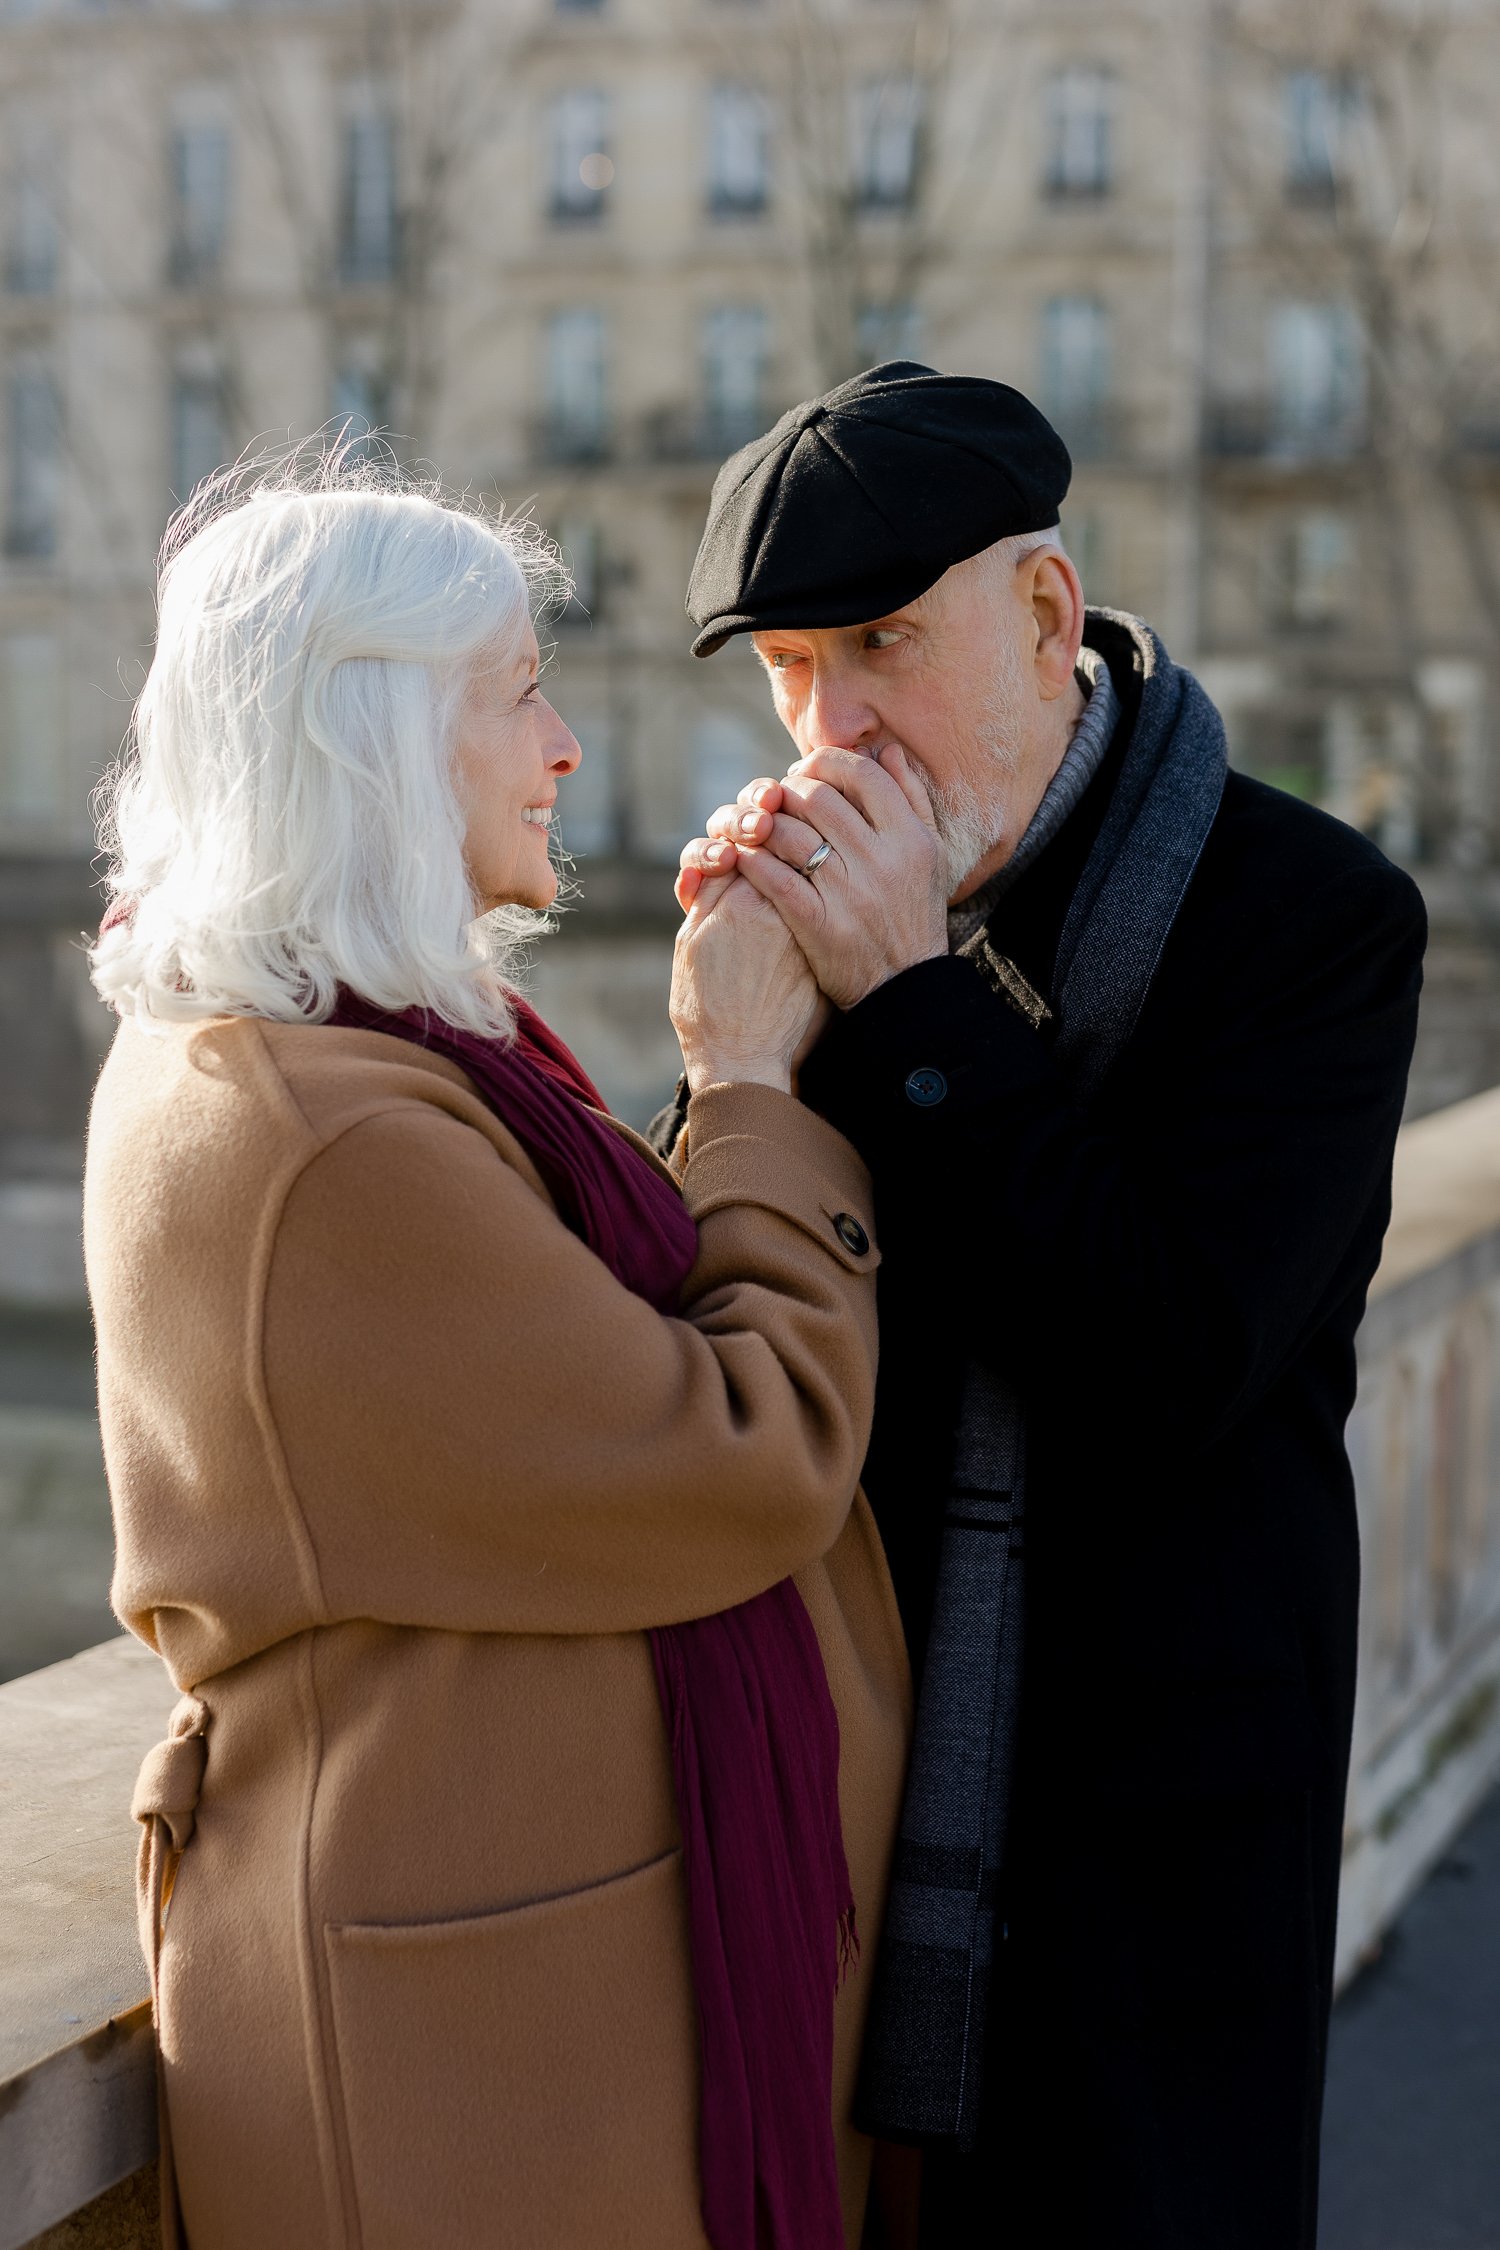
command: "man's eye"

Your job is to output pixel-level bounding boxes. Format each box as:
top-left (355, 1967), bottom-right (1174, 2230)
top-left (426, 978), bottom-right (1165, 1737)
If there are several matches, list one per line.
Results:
top-left (768, 651), bottom-right (804, 671)
top-left (864, 629), bottom-right (903, 650)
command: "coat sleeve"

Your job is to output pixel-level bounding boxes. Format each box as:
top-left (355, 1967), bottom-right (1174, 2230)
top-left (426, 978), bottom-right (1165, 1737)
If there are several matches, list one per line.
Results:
top-left (260, 1081), bottom-right (880, 1636)
top-left (800, 858), bottom-right (1426, 1454)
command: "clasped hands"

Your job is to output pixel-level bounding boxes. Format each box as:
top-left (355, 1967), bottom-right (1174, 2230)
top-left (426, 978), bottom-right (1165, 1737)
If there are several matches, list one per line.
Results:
top-left (669, 743), bottom-right (950, 1097)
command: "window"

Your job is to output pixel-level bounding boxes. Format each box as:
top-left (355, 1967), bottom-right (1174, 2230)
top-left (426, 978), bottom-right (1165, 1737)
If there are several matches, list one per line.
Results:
top-left (332, 339), bottom-right (390, 454)
top-left (171, 345), bottom-right (228, 499)
top-left (544, 307), bottom-right (607, 461)
top-left (1274, 509), bottom-right (1354, 627)
top-left (0, 631), bottom-right (63, 831)
top-left (548, 90), bottom-right (610, 223)
top-left (1235, 707), bottom-right (1326, 804)
top-left (169, 116), bottom-right (230, 287)
top-left (6, 135), bottom-right (57, 296)
top-left (857, 299), bottom-right (922, 366)
top-left (1270, 300), bottom-right (1363, 452)
top-left (556, 517), bottom-right (602, 624)
top-left (1039, 295), bottom-right (1112, 449)
top-left (852, 78), bottom-right (920, 211)
top-left (702, 305), bottom-right (768, 451)
top-left (338, 96), bottom-right (398, 285)
top-left (5, 354), bottom-right (60, 558)
top-left (1059, 508), bottom-right (1103, 595)
top-left (555, 717), bottom-right (615, 855)
top-left (691, 710), bottom-right (764, 836)
top-left (1285, 69), bottom-right (1356, 204)
top-left (707, 85), bottom-right (769, 217)
top-left (1043, 66), bottom-right (1115, 199)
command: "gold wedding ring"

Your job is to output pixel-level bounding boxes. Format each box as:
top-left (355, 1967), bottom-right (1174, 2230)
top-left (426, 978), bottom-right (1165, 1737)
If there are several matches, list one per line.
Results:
top-left (804, 840), bottom-right (833, 874)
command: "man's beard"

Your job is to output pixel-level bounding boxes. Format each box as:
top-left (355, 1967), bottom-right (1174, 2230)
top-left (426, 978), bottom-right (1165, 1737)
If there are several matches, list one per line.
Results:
top-left (907, 663), bottom-right (1029, 897)
top-left (925, 763), bottom-right (1008, 895)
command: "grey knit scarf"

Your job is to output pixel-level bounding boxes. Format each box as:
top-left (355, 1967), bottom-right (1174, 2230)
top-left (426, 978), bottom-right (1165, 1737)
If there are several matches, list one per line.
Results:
top-left (946, 648), bottom-right (1120, 952)
top-left (855, 612), bottom-right (1229, 2147)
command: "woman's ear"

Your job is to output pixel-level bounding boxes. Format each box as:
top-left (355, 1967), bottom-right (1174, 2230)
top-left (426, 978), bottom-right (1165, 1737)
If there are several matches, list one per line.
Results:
top-left (1027, 548), bottom-right (1087, 703)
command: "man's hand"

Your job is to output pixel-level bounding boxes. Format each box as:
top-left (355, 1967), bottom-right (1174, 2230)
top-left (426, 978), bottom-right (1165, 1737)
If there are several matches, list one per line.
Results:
top-left (677, 746), bottom-right (948, 1010)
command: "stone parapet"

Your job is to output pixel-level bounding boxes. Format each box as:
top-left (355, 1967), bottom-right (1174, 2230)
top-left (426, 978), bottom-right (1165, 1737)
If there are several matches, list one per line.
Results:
top-left (1, 1640), bottom-right (171, 2250)
top-left (1338, 1084), bottom-right (1500, 1980)
top-left (5, 1090), bottom-right (1500, 2243)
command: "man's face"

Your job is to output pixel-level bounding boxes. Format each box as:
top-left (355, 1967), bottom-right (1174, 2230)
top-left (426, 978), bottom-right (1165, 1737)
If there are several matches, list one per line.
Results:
top-left (749, 542), bottom-right (1075, 902)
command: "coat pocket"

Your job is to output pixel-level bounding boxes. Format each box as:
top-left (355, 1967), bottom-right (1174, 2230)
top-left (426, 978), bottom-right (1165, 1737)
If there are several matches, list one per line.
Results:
top-left (325, 1848), bottom-right (709, 2250)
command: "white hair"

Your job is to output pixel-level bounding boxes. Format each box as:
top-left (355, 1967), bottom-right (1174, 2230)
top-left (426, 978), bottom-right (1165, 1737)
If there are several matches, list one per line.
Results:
top-left (994, 524), bottom-right (1067, 571)
top-left (90, 442), bottom-right (569, 1039)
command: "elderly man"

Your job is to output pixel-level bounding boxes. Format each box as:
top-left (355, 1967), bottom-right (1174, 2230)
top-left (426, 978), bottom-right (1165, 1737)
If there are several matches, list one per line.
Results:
top-left (659, 364), bottom-right (1426, 2249)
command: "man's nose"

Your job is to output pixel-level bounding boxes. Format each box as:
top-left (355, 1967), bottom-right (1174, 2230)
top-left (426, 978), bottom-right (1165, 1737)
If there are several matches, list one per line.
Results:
top-left (803, 672), bottom-right (879, 755)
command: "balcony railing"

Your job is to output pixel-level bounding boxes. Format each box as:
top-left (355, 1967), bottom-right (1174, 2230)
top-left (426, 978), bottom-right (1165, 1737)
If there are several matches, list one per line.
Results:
top-left (527, 414), bottom-right (612, 468)
top-left (1205, 401), bottom-right (1368, 463)
top-left (640, 403), bottom-right (768, 462)
top-left (1044, 401), bottom-right (1131, 465)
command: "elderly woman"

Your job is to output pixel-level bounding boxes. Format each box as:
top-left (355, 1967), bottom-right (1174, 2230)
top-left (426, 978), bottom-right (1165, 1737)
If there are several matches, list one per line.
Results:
top-left (83, 462), bottom-right (911, 2250)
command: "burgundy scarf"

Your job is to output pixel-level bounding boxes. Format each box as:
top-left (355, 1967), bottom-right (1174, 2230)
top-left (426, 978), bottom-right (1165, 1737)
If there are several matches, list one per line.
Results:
top-left (328, 989), bottom-right (856, 2250)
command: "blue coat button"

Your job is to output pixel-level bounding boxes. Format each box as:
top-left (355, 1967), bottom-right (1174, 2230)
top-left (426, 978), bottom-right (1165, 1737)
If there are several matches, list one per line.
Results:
top-left (905, 1067), bottom-right (948, 1107)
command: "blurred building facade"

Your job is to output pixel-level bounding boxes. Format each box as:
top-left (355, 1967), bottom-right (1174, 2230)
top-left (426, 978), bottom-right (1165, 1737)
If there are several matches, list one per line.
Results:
top-left (2, 0), bottom-right (1500, 1313)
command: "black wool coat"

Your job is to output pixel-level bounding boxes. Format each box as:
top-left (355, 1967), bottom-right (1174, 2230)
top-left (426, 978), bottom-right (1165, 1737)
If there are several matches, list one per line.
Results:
top-left (786, 620), bottom-right (1427, 2249)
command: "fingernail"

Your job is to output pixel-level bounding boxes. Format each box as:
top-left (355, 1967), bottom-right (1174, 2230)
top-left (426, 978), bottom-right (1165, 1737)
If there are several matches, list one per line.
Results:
top-left (738, 812), bottom-right (761, 836)
top-left (706, 843), bottom-right (730, 865)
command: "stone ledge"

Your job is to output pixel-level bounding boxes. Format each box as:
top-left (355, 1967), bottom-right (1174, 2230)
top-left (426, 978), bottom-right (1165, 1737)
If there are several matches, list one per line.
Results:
top-left (21, 2164), bottom-right (157, 2250)
top-left (1375, 1082), bottom-right (1500, 1298)
top-left (3, 2014), bottom-right (156, 2250)
top-left (7, 1092), bottom-right (1500, 2241)
top-left (0, 1639), bottom-right (174, 2250)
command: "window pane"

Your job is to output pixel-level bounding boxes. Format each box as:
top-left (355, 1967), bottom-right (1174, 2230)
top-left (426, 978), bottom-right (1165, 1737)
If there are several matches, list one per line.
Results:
top-left (545, 307), bottom-right (607, 458)
top-left (556, 516), bottom-right (602, 623)
top-left (0, 631), bottom-right (63, 830)
top-left (1285, 69), bottom-right (1353, 200)
top-left (1044, 66), bottom-right (1114, 197)
top-left (1060, 508), bottom-right (1104, 596)
top-left (1277, 509), bottom-right (1354, 626)
top-left (340, 108), bottom-right (398, 283)
top-left (691, 710), bottom-right (763, 836)
top-left (6, 360), bottom-right (60, 558)
top-left (707, 84), bottom-right (768, 215)
top-left (7, 138), bottom-right (58, 295)
top-left (549, 89), bottom-right (609, 220)
top-left (1270, 301), bottom-right (1364, 450)
top-left (171, 357), bottom-right (227, 498)
top-left (170, 121), bottom-right (230, 286)
top-left (857, 299), bottom-right (922, 366)
top-left (1040, 296), bottom-right (1111, 443)
top-left (853, 79), bottom-right (920, 210)
top-left (702, 304), bottom-right (768, 449)
top-left (555, 715), bottom-right (615, 854)
top-left (332, 344), bottom-right (390, 454)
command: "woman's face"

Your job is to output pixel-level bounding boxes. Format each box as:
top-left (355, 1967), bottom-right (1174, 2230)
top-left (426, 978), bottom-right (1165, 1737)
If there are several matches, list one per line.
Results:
top-left (452, 625), bottom-right (581, 913)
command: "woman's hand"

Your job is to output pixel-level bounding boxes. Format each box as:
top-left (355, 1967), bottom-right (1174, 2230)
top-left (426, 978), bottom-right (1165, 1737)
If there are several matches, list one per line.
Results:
top-left (670, 870), bottom-right (821, 1096)
top-left (678, 750), bottom-right (948, 1010)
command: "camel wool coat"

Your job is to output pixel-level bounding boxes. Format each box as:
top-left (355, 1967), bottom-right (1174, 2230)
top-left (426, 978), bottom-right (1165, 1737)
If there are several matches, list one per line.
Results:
top-left (83, 1015), bottom-right (913, 2250)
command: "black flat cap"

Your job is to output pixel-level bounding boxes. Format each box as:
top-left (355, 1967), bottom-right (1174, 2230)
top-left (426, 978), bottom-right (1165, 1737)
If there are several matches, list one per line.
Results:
top-left (686, 361), bottom-right (1071, 657)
